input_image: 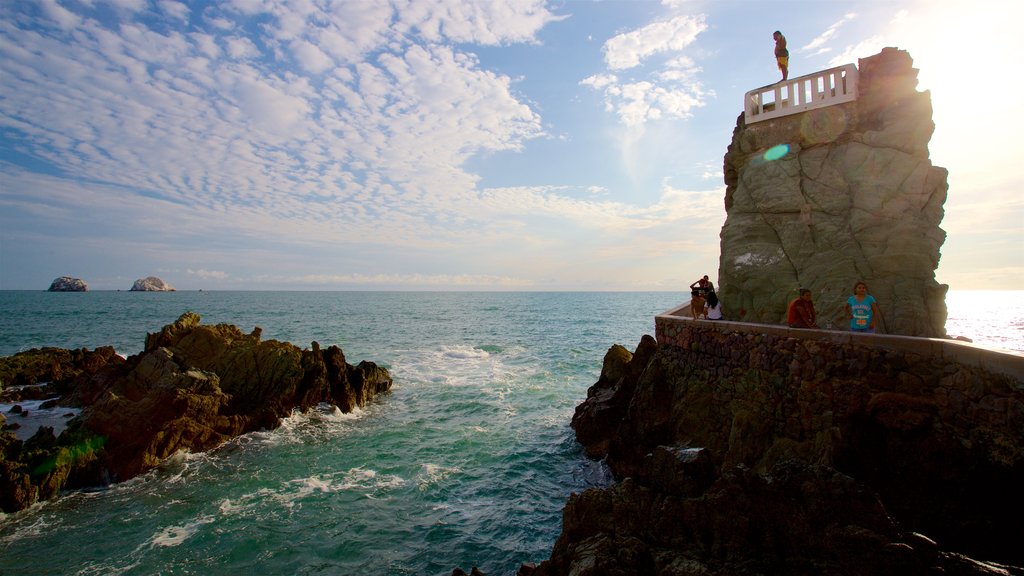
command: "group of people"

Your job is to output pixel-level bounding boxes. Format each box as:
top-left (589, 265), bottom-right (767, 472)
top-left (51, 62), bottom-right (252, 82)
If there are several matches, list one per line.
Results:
top-left (687, 276), bottom-right (882, 333)
top-left (688, 275), bottom-right (722, 320)
top-left (787, 281), bottom-right (881, 333)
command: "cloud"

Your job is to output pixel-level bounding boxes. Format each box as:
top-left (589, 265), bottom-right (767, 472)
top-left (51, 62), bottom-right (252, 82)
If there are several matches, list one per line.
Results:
top-left (802, 12), bottom-right (856, 55)
top-left (39, 0), bottom-right (82, 31)
top-left (159, 1), bottom-right (191, 22)
top-left (188, 269), bottom-right (229, 280)
top-left (581, 13), bottom-right (709, 127)
top-left (0, 0), bottom-right (580, 288)
top-left (603, 15), bottom-right (706, 70)
top-left (290, 272), bottom-right (532, 288)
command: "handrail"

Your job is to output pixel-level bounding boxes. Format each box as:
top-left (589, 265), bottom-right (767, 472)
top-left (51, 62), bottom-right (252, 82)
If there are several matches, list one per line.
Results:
top-left (744, 63), bottom-right (858, 124)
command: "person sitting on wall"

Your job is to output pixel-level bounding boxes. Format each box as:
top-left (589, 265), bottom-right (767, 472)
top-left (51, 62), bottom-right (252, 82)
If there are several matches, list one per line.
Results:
top-left (705, 290), bottom-right (723, 320)
top-left (689, 275), bottom-right (713, 319)
top-left (787, 288), bottom-right (818, 328)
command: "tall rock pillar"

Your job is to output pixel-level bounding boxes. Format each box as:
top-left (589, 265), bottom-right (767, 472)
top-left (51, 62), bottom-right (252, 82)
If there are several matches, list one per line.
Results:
top-left (719, 48), bottom-right (948, 337)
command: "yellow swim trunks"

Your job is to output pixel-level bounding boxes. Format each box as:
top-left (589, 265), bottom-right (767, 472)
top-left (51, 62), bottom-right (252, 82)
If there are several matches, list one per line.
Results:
top-left (777, 56), bottom-right (788, 68)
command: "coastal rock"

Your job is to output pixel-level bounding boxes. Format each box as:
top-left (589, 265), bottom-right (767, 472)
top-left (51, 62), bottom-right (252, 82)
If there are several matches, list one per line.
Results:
top-left (0, 312), bottom-right (392, 511)
top-left (528, 326), bottom-right (1024, 573)
top-left (0, 347), bottom-right (123, 397)
top-left (530, 456), bottom-right (1017, 576)
top-left (719, 48), bottom-right (948, 337)
top-left (130, 276), bottom-right (175, 291)
top-left (47, 276), bottom-right (88, 292)
top-left (570, 335), bottom-right (657, 458)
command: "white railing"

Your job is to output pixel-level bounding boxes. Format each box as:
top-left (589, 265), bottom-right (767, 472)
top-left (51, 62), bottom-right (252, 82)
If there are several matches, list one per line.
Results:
top-left (744, 64), bottom-right (858, 124)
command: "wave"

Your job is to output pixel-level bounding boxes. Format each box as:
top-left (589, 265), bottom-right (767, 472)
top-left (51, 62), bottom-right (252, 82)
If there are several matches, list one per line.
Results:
top-left (148, 515), bottom-right (216, 548)
top-left (415, 463), bottom-right (461, 491)
top-left (442, 345), bottom-right (492, 359)
top-left (218, 467), bottom-right (407, 516)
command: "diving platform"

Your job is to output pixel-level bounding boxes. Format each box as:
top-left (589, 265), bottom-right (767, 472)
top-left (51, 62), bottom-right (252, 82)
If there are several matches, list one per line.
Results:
top-left (744, 63), bottom-right (858, 124)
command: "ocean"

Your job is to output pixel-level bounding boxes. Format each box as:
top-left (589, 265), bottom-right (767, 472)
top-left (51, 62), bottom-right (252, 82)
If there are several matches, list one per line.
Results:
top-left (0, 290), bottom-right (1021, 576)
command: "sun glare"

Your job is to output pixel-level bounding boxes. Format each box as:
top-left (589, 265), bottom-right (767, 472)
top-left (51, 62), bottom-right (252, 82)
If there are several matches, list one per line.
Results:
top-left (897, 1), bottom-right (1024, 178)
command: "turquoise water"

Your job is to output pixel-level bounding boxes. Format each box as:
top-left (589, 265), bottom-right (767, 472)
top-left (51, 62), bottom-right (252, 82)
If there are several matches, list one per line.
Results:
top-left (0, 290), bottom-right (1020, 576)
top-left (0, 291), bottom-right (683, 575)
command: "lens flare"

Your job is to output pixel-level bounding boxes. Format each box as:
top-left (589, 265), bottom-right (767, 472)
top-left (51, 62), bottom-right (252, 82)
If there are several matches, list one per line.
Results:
top-left (763, 144), bottom-right (790, 161)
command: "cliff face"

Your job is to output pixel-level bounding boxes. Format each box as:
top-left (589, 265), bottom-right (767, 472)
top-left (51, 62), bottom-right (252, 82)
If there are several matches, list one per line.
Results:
top-left (720, 48), bottom-right (948, 337)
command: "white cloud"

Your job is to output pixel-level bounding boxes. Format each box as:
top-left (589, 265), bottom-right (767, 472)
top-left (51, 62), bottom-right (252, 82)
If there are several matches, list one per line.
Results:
top-left (188, 269), bottom-right (229, 280)
top-left (603, 15), bottom-right (706, 70)
top-left (802, 13), bottom-right (856, 55)
top-left (225, 36), bottom-right (260, 59)
top-left (583, 12), bottom-right (709, 127)
top-left (159, 1), bottom-right (191, 22)
top-left (0, 0), bottom-right (560, 286)
top-left (39, 0), bottom-right (82, 30)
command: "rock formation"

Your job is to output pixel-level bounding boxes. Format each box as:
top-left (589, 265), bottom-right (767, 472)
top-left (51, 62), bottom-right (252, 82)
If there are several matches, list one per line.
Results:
top-left (719, 48), bottom-right (948, 337)
top-left (0, 312), bottom-right (392, 512)
top-left (520, 324), bottom-right (1024, 575)
top-left (130, 276), bottom-right (174, 291)
top-left (47, 276), bottom-right (88, 291)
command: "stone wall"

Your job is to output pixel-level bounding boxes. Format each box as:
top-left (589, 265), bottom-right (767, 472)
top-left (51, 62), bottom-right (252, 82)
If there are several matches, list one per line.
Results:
top-left (647, 311), bottom-right (1024, 561)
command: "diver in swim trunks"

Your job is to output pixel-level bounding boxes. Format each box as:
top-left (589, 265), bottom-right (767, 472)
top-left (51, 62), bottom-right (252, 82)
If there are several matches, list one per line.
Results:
top-left (773, 30), bottom-right (788, 81)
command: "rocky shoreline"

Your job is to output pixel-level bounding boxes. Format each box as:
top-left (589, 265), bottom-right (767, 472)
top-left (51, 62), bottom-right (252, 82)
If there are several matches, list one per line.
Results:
top-left (0, 312), bottom-right (392, 512)
top-left (516, 328), bottom-right (1024, 575)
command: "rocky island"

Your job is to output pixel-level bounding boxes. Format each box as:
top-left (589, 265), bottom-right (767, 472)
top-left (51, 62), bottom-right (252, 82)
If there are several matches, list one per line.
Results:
top-left (0, 312), bottom-right (392, 512)
top-left (130, 276), bottom-right (175, 291)
top-left (47, 276), bottom-right (88, 292)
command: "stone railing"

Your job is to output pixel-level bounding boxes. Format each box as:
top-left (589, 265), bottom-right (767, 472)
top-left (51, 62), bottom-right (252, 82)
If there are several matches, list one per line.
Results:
top-left (744, 63), bottom-right (858, 124)
top-left (656, 301), bottom-right (1024, 383)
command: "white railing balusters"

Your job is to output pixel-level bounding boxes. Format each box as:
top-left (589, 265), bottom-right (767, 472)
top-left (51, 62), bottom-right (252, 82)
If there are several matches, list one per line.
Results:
top-left (744, 63), bottom-right (858, 124)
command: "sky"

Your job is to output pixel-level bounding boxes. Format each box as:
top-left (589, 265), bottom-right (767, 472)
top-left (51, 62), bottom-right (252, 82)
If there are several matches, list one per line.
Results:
top-left (1, 0), bottom-right (1021, 291)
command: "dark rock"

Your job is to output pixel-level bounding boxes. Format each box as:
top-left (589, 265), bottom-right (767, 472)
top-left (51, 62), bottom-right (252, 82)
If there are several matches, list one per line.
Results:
top-left (0, 312), bottom-right (392, 512)
top-left (0, 346), bottom-right (123, 399)
top-left (570, 334), bottom-right (657, 459)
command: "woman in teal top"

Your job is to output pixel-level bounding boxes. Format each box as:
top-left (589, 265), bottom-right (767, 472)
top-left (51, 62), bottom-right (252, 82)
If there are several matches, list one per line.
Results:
top-left (845, 281), bottom-right (880, 333)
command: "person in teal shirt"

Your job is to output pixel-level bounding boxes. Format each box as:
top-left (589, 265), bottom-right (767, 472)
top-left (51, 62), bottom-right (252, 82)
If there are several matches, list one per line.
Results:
top-left (846, 281), bottom-right (880, 333)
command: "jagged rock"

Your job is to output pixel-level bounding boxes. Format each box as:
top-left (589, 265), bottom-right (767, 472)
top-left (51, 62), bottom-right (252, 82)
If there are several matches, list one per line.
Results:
top-left (570, 335), bottom-right (657, 458)
top-left (0, 347), bottom-right (123, 398)
top-left (530, 456), bottom-right (1019, 576)
top-left (130, 276), bottom-right (175, 291)
top-left (0, 312), bottom-right (392, 511)
top-left (47, 276), bottom-right (88, 292)
top-left (536, 330), bottom-right (1024, 573)
top-left (719, 48), bottom-right (948, 337)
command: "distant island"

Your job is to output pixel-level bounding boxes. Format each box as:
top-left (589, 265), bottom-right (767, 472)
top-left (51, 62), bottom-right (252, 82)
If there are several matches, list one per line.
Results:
top-left (129, 276), bottom-right (175, 291)
top-left (47, 276), bottom-right (88, 292)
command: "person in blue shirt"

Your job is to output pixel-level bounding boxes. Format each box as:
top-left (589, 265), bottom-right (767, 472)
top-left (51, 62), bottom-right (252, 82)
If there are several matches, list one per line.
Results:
top-left (845, 281), bottom-right (881, 333)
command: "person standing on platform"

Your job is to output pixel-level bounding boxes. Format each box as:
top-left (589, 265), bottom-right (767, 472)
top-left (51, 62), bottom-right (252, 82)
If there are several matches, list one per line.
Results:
top-left (846, 280), bottom-right (881, 333)
top-left (689, 275), bottom-right (713, 319)
top-left (773, 30), bottom-right (789, 81)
